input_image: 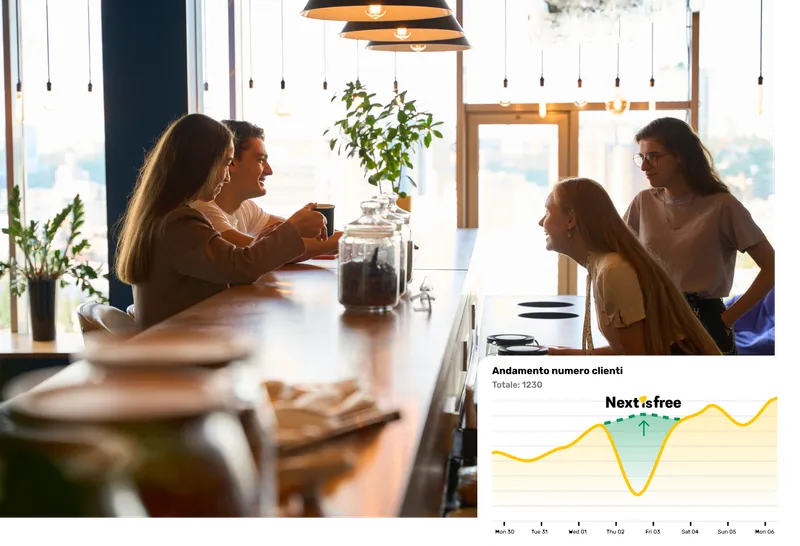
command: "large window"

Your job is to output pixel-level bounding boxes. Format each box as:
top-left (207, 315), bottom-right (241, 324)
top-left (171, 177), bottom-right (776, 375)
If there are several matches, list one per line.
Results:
top-left (699, 0), bottom-right (774, 298)
top-left (14, 0), bottom-right (108, 333)
top-left (201, 0), bottom-right (230, 121)
top-left (202, 0), bottom-right (457, 230)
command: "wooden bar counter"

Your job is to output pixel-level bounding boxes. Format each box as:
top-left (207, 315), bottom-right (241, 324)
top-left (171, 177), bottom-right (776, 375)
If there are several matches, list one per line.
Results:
top-left (1, 230), bottom-right (480, 517)
top-left (1, 228), bottom-right (609, 517)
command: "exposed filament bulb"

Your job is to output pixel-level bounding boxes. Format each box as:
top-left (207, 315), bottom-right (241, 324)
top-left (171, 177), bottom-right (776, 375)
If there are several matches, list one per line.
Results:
top-left (366, 5), bottom-right (386, 20)
top-left (394, 27), bottom-right (410, 40)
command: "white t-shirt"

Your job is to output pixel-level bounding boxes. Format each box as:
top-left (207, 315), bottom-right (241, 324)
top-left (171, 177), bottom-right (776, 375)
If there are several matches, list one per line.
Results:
top-left (191, 200), bottom-right (271, 237)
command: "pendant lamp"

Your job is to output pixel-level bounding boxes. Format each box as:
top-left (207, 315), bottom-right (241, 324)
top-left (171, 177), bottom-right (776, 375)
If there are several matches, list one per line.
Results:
top-left (300, 0), bottom-right (452, 22)
top-left (339, 13), bottom-right (463, 42)
top-left (365, 36), bottom-right (470, 52)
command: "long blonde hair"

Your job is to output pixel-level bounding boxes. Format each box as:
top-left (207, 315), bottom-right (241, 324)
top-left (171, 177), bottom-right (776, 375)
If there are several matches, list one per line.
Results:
top-left (115, 114), bottom-right (233, 285)
top-left (553, 177), bottom-right (721, 355)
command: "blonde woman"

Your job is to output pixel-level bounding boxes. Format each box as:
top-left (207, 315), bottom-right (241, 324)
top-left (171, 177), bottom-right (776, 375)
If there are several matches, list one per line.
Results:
top-left (539, 178), bottom-right (720, 355)
top-left (116, 113), bottom-right (327, 329)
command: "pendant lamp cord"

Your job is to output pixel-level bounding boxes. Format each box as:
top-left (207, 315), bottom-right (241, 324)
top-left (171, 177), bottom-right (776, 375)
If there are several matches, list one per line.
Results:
top-left (248, 0), bottom-right (253, 87)
top-left (45, 0), bottom-right (51, 89)
top-left (615, 17), bottom-right (621, 87)
top-left (280, 0), bottom-right (285, 85)
top-left (202, 0), bottom-right (208, 90)
top-left (15, 0), bottom-right (21, 90)
top-left (759, 0), bottom-right (763, 81)
top-left (87, 0), bottom-right (92, 89)
top-left (650, 22), bottom-right (654, 80)
top-left (503, 0), bottom-right (507, 80)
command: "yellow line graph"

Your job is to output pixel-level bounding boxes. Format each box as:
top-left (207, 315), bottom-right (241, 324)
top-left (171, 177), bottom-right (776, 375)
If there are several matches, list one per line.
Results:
top-left (492, 397), bottom-right (777, 497)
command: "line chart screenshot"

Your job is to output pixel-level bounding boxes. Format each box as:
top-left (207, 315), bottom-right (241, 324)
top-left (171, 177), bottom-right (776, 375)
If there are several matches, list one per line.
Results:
top-left (477, 358), bottom-right (777, 542)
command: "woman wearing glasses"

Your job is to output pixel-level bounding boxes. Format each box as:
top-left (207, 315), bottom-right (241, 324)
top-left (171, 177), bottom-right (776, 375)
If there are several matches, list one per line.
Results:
top-left (624, 117), bottom-right (775, 355)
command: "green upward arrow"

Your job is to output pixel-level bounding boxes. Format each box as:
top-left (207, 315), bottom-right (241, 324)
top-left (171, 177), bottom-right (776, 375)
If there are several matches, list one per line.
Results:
top-left (638, 420), bottom-right (650, 437)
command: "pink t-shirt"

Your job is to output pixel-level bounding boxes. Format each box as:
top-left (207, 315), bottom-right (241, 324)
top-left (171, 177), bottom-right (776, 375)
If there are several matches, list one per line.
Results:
top-left (624, 188), bottom-right (766, 298)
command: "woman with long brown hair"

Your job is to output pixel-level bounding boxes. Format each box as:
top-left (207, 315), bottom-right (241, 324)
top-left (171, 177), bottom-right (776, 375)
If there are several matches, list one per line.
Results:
top-left (625, 117), bottom-right (775, 354)
top-left (539, 177), bottom-right (720, 355)
top-left (116, 113), bottom-right (328, 329)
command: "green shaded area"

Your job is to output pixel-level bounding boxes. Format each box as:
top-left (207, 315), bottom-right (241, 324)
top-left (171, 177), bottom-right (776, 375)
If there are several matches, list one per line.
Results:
top-left (603, 414), bottom-right (679, 490)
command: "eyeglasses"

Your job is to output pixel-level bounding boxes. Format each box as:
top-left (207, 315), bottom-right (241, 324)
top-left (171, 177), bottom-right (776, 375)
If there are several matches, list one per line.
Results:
top-left (633, 152), bottom-right (670, 168)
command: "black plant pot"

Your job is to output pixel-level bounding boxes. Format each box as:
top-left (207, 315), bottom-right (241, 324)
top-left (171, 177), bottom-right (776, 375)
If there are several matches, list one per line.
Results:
top-left (28, 279), bottom-right (57, 342)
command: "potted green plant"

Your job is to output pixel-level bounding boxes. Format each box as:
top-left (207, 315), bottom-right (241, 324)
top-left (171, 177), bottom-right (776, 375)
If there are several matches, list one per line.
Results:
top-left (0, 184), bottom-right (107, 341)
top-left (325, 80), bottom-right (444, 198)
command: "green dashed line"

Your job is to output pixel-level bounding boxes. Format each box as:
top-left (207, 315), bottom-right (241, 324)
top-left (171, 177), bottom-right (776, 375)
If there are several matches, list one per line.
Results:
top-left (606, 412), bottom-right (681, 424)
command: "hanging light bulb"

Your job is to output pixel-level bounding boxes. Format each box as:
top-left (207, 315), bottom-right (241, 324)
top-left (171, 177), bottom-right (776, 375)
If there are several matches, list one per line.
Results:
top-left (648, 22), bottom-right (656, 111)
top-left (573, 79), bottom-right (587, 108)
top-left (394, 27), bottom-right (411, 40)
top-left (499, 1), bottom-right (510, 107)
top-left (757, 0), bottom-right (764, 115)
top-left (275, 80), bottom-right (291, 116)
top-left (605, 78), bottom-right (629, 115)
top-left (352, 82), bottom-right (365, 109)
top-left (605, 19), bottom-right (629, 115)
top-left (274, 0), bottom-right (291, 116)
top-left (410, 43), bottom-right (427, 52)
top-left (366, 4), bottom-right (386, 20)
top-left (44, 0), bottom-right (55, 112)
top-left (538, 83), bottom-right (547, 117)
top-left (649, 78), bottom-right (656, 111)
top-left (538, 50), bottom-right (547, 118)
top-left (757, 76), bottom-right (763, 115)
top-left (14, 82), bottom-right (23, 122)
top-left (500, 79), bottom-right (510, 107)
top-left (44, 82), bottom-right (56, 112)
top-left (573, 45), bottom-right (587, 108)
top-left (321, 22), bottom-right (329, 94)
top-left (393, 54), bottom-right (403, 105)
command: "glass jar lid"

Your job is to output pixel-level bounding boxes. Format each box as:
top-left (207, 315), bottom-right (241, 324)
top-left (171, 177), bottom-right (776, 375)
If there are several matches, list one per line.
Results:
top-left (371, 194), bottom-right (404, 231)
top-left (344, 200), bottom-right (398, 237)
top-left (382, 192), bottom-right (411, 223)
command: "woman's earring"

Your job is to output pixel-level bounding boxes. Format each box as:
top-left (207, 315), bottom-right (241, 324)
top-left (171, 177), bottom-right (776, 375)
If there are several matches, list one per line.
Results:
top-left (567, 229), bottom-right (572, 239)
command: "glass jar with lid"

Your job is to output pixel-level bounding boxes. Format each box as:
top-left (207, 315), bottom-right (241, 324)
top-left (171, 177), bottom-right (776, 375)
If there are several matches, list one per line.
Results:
top-left (382, 192), bottom-right (413, 284)
top-left (338, 200), bottom-right (402, 312)
top-left (372, 194), bottom-right (409, 296)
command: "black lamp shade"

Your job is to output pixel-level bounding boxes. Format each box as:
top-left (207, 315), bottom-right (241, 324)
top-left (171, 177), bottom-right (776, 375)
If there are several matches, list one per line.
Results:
top-left (300, 0), bottom-right (452, 22)
top-left (339, 14), bottom-right (464, 41)
top-left (366, 36), bottom-right (471, 52)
